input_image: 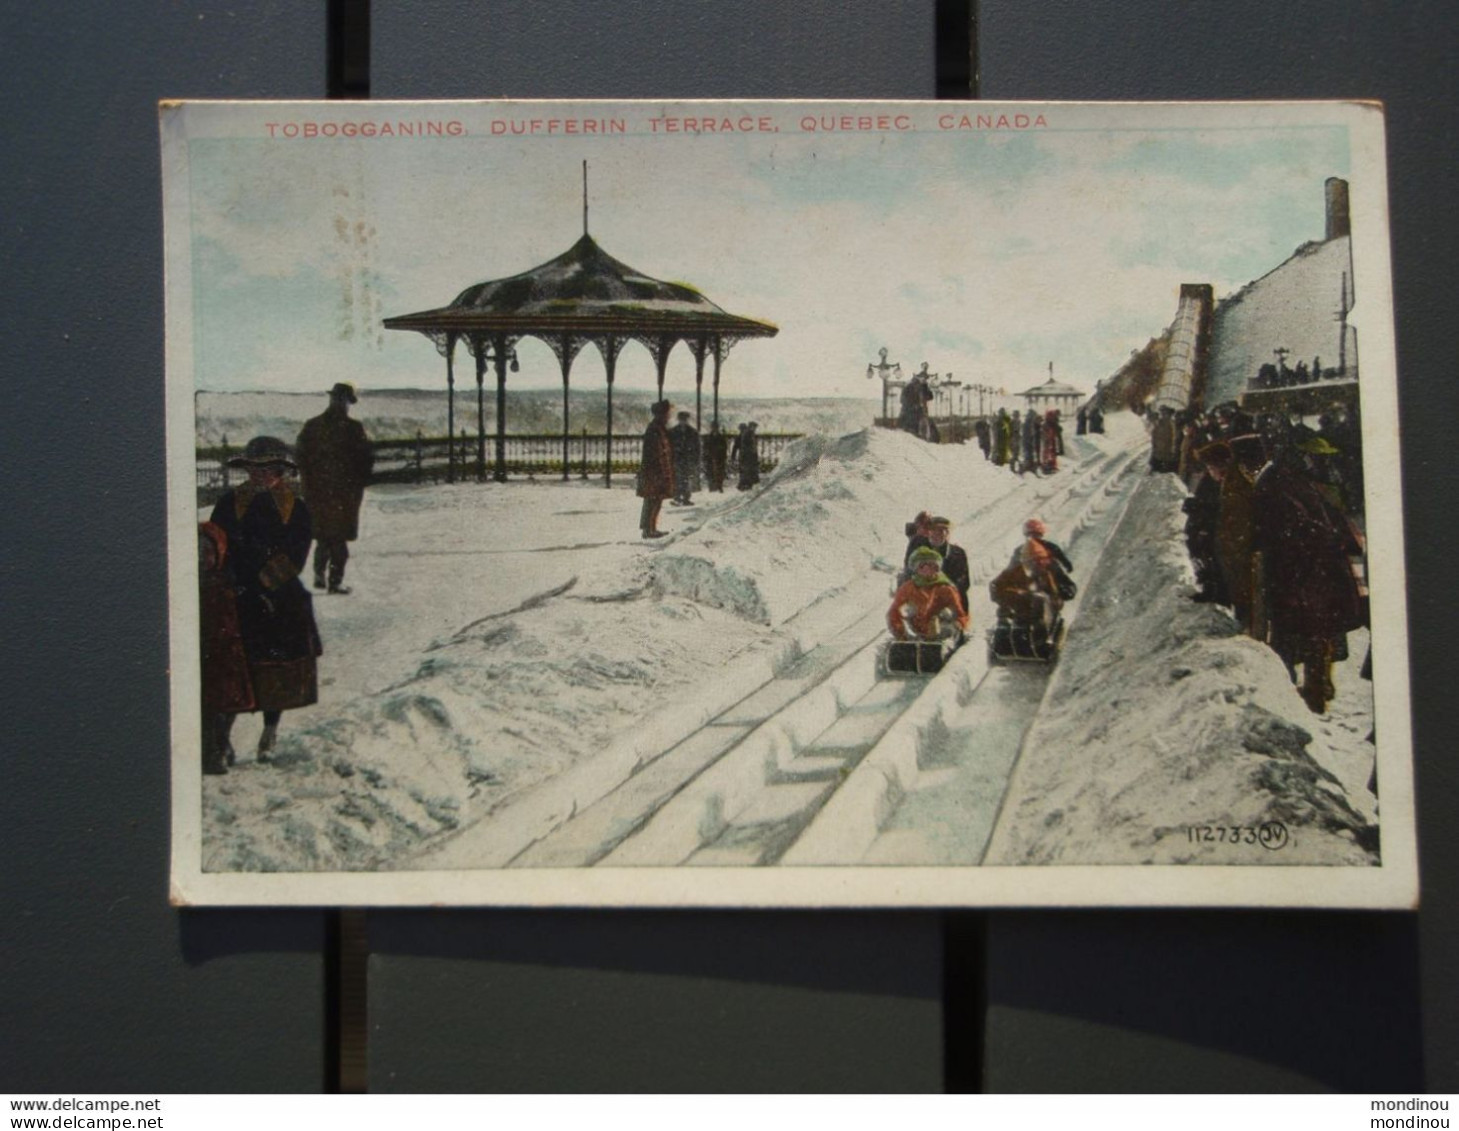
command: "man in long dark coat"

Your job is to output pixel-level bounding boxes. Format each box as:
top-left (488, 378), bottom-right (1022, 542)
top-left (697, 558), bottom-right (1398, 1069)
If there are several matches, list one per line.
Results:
top-left (296, 382), bottom-right (373, 595)
top-left (704, 422), bottom-right (729, 492)
top-left (637, 400), bottom-right (675, 538)
top-left (667, 410), bottom-right (702, 506)
top-left (209, 436), bottom-right (322, 761)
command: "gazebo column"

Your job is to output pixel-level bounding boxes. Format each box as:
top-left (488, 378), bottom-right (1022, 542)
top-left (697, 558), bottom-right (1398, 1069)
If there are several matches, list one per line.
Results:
top-left (599, 335), bottom-right (624, 489)
top-left (444, 333), bottom-right (457, 484)
top-left (690, 336), bottom-right (709, 431)
top-left (553, 333), bottom-right (585, 483)
top-left (473, 339), bottom-right (487, 482)
top-left (493, 333), bottom-right (511, 484)
top-left (648, 334), bottom-right (676, 402)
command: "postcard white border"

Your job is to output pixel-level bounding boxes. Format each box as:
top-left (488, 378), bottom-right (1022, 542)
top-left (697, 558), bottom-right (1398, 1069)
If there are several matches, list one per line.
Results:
top-left (163, 99), bottom-right (1417, 909)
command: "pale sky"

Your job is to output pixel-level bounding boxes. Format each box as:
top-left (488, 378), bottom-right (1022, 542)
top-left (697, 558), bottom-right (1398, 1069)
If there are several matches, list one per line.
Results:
top-left (176, 101), bottom-right (1353, 403)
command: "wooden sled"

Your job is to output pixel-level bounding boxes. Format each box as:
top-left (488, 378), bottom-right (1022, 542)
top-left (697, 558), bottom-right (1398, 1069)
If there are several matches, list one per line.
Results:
top-left (885, 635), bottom-right (962, 676)
top-left (987, 615), bottom-right (1066, 665)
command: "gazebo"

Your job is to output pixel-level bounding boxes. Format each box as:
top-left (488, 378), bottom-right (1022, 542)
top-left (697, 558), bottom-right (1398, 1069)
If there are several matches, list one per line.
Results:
top-left (1017, 370), bottom-right (1086, 415)
top-left (383, 206), bottom-right (778, 486)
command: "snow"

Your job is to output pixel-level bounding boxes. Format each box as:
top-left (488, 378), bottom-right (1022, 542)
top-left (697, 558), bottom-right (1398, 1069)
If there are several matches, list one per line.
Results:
top-left (198, 409), bottom-right (1377, 874)
top-left (984, 465), bottom-right (1378, 866)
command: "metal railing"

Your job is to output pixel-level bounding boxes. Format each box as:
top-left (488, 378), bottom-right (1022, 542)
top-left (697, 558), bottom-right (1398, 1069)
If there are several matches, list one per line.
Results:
top-left (196, 430), bottom-right (805, 505)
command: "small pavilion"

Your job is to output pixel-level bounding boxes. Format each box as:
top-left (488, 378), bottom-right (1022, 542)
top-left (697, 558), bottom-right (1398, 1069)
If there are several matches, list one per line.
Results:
top-left (1017, 367), bottom-right (1086, 415)
top-left (383, 179), bottom-right (777, 485)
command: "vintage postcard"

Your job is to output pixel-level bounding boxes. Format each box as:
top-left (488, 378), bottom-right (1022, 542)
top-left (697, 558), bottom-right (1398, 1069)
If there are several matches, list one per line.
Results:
top-left (162, 99), bottom-right (1416, 907)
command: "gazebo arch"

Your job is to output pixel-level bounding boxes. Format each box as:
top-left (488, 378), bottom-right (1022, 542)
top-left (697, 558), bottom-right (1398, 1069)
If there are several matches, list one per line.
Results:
top-left (383, 220), bottom-right (777, 486)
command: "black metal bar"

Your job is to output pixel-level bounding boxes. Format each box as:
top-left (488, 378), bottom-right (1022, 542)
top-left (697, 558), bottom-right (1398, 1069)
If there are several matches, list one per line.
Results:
top-left (935, 0), bottom-right (975, 100)
top-left (327, 0), bottom-right (371, 100)
top-left (494, 336), bottom-right (509, 483)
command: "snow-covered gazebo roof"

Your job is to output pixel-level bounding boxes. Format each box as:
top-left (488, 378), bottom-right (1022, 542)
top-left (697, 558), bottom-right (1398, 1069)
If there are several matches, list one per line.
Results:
top-left (384, 217), bottom-right (778, 486)
top-left (1017, 375), bottom-right (1086, 408)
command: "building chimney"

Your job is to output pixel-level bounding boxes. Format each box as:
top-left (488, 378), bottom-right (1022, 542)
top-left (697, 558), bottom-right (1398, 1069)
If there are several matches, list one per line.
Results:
top-left (1325, 177), bottom-right (1351, 240)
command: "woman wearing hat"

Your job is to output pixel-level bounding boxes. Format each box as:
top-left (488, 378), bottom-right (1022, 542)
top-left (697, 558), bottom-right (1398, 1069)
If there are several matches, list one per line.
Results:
top-left (208, 436), bottom-right (322, 761)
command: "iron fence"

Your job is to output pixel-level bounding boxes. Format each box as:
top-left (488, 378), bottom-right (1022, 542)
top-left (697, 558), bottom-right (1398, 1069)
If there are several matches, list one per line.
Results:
top-left (196, 430), bottom-right (804, 505)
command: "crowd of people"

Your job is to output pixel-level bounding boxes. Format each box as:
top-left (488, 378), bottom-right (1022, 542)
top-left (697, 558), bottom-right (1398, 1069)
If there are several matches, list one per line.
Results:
top-left (972, 407), bottom-right (1069, 476)
top-left (637, 401), bottom-right (763, 537)
top-left (1168, 400), bottom-right (1368, 715)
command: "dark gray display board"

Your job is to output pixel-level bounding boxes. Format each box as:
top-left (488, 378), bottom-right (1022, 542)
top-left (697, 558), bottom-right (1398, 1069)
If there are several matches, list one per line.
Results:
top-left (3, 0), bottom-right (1453, 1093)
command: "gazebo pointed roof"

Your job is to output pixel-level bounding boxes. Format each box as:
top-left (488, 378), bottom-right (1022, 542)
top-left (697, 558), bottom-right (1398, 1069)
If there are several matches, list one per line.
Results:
top-left (383, 233), bottom-right (778, 338)
top-left (1018, 375), bottom-right (1086, 398)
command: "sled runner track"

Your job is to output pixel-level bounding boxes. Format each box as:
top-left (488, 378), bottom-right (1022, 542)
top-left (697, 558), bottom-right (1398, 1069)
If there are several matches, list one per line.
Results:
top-left (488, 444), bottom-right (1145, 871)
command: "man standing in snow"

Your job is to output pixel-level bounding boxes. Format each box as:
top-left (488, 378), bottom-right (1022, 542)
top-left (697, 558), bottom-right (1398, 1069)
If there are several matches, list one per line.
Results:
top-left (667, 410), bottom-right (701, 506)
top-left (296, 382), bottom-right (374, 595)
top-left (637, 399), bottom-right (675, 538)
top-left (704, 422), bottom-right (729, 492)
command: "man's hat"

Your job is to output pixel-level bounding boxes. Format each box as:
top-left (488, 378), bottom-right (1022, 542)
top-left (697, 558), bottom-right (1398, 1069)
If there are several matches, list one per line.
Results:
top-left (227, 435), bottom-right (297, 470)
top-left (677, 410), bottom-right (691, 421)
top-left (330, 382), bottom-right (358, 404)
top-left (928, 516), bottom-right (952, 529)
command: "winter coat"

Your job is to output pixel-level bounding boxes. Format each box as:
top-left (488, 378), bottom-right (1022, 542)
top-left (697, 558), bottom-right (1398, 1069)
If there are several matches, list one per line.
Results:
top-left (904, 536), bottom-right (971, 611)
top-left (993, 413), bottom-right (1013, 465)
top-left (1251, 459), bottom-right (1365, 641)
top-left (888, 578), bottom-right (969, 639)
top-left (296, 409), bottom-right (373, 541)
top-left (199, 525), bottom-right (254, 715)
top-left (209, 484), bottom-right (322, 712)
top-left (668, 422), bottom-right (702, 494)
top-left (704, 428), bottom-right (729, 491)
top-left (730, 427), bottom-right (761, 488)
top-left (1041, 415), bottom-right (1062, 471)
top-left (1150, 412), bottom-right (1181, 471)
top-left (637, 419), bottom-right (675, 500)
top-left (1213, 466), bottom-right (1259, 629)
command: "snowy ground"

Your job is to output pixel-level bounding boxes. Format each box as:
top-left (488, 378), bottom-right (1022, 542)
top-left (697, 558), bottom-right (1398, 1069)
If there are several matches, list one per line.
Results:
top-left (198, 413), bottom-right (1378, 873)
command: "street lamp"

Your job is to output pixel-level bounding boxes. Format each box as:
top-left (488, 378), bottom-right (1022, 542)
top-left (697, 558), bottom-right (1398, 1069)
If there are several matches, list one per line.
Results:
top-left (866, 346), bottom-right (904, 423)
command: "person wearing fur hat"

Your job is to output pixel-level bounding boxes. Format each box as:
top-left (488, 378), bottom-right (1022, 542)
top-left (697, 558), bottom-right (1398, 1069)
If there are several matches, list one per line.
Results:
top-left (637, 400), bottom-right (676, 538)
top-left (209, 436), bottom-right (323, 761)
top-left (296, 382), bottom-right (373, 595)
top-left (888, 545), bottom-right (970, 641)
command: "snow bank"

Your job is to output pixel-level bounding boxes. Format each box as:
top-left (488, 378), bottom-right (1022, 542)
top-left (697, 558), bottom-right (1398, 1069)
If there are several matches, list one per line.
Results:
top-left (984, 471), bottom-right (1378, 867)
top-left (202, 424), bottom-right (1011, 871)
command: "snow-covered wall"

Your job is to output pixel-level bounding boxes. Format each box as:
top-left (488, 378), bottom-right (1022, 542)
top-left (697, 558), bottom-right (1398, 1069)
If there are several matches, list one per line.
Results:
top-left (1206, 236), bottom-right (1356, 407)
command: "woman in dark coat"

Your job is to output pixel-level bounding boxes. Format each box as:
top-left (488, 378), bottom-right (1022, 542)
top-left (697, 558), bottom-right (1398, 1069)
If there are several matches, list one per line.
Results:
top-left (199, 521), bottom-right (253, 775)
top-left (637, 400), bottom-right (675, 538)
top-left (209, 436), bottom-right (322, 760)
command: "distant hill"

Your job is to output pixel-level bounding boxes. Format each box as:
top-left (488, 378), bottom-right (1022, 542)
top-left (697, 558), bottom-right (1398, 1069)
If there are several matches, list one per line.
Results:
top-left (194, 389), bottom-right (880, 446)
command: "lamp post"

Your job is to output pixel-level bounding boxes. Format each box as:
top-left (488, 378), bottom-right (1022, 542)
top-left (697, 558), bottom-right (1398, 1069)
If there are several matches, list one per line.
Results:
top-left (866, 346), bottom-right (904, 423)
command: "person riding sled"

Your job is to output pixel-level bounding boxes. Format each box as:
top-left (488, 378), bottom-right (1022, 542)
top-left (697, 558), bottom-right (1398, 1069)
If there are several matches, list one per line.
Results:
top-left (889, 545), bottom-right (970, 642)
